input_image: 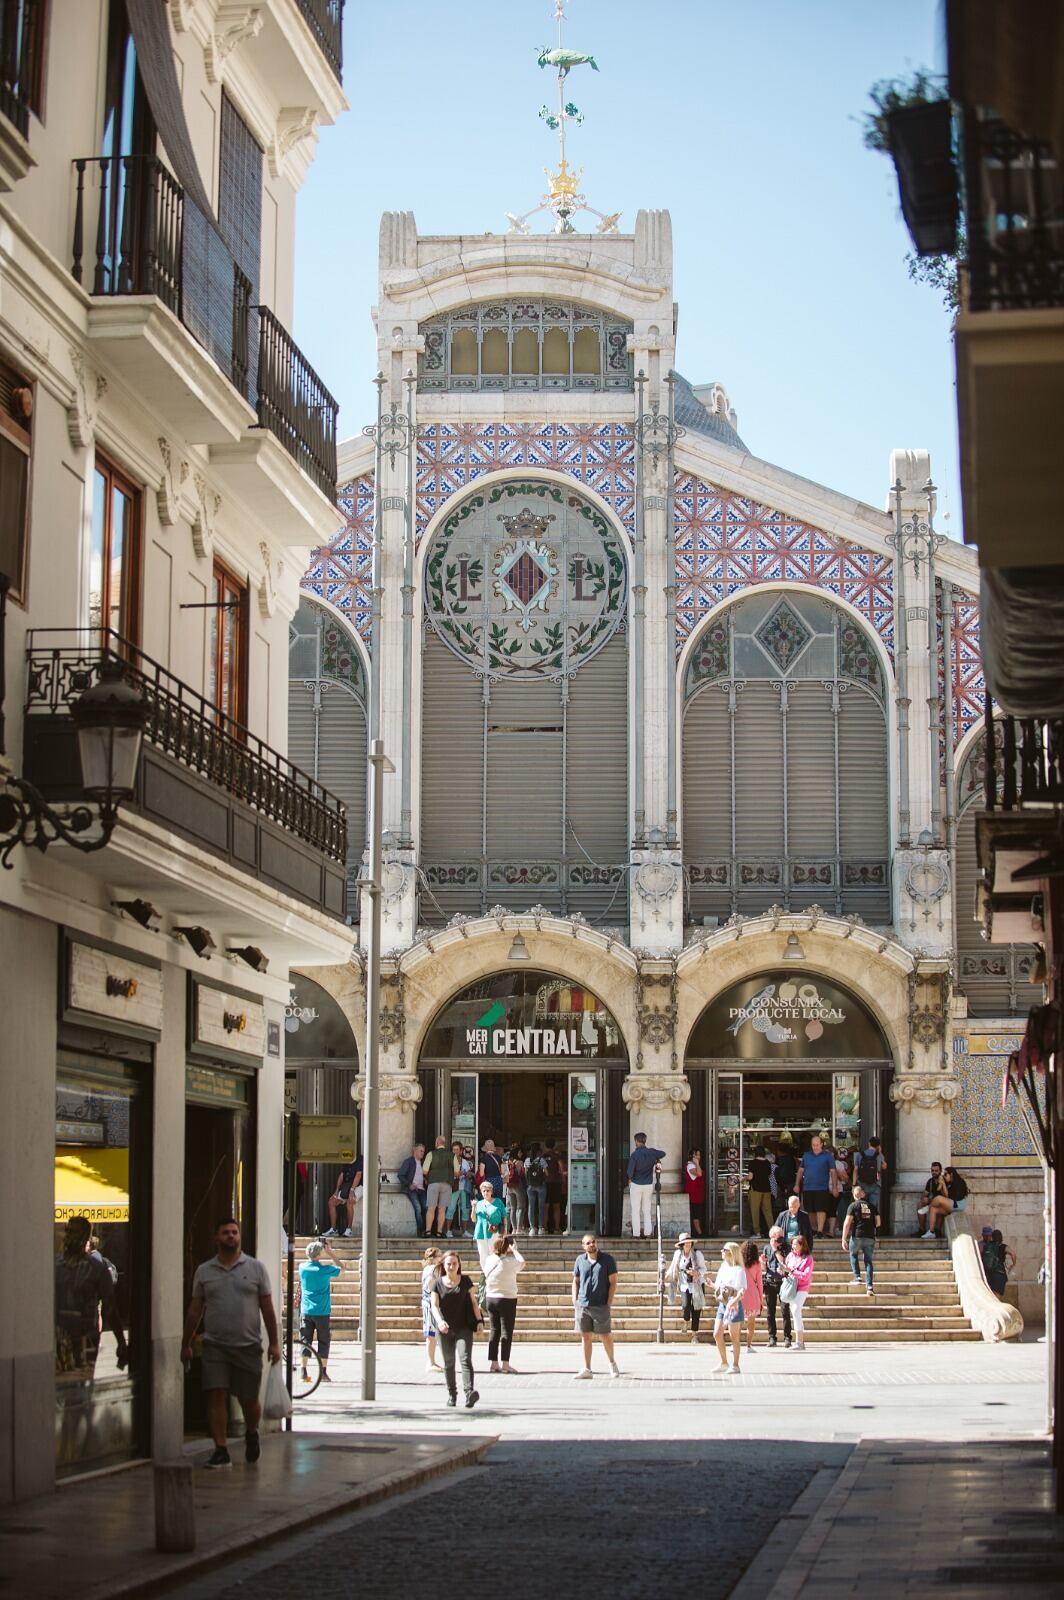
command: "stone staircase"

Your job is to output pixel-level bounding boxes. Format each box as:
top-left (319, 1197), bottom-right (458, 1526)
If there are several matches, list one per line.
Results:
top-left (294, 1235), bottom-right (982, 1344)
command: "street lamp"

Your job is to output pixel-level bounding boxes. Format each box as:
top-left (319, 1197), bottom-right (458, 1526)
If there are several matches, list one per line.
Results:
top-left (361, 736), bottom-right (395, 1403)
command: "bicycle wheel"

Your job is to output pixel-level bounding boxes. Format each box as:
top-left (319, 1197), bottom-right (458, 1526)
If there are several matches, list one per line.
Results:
top-left (285, 1341), bottom-right (324, 1398)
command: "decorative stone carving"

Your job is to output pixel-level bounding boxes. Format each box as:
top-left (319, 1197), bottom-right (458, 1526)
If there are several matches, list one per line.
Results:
top-left (622, 1074), bottom-right (690, 1115)
top-left (204, 8), bottom-right (263, 84)
top-left (169, 0), bottom-right (195, 31)
top-left (889, 1073), bottom-right (960, 1111)
top-left (256, 540), bottom-right (276, 618)
top-left (157, 437), bottom-right (189, 527)
top-left (349, 1074), bottom-right (422, 1113)
top-left (907, 969), bottom-right (952, 1069)
top-left (900, 847), bottom-right (952, 934)
top-left (377, 1005), bottom-right (406, 1050)
top-left (268, 108), bottom-right (319, 177)
top-left (67, 347), bottom-right (106, 449)
top-left (634, 856), bottom-right (679, 905)
top-left (635, 961), bottom-right (678, 1068)
top-left (190, 474), bottom-right (221, 559)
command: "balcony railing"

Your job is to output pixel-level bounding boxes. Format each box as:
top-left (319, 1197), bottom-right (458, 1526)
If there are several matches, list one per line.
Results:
top-left (963, 111), bottom-right (1064, 311)
top-left (297, 0), bottom-right (344, 82)
top-left (71, 154), bottom-right (336, 496)
top-left (984, 705), bottom-right (1064, 811)
top-left (24, 631), bottom-right (347, 865)
top-left (255, 306), bottom-right (338, 498)
top-left (0, 0), bottom-right (44, 137)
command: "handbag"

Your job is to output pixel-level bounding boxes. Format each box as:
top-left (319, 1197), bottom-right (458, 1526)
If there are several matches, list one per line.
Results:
top-left (779, 1274), bottom-right (798, 1305)
top-left (691, 1282), bottom-right (705, 1313)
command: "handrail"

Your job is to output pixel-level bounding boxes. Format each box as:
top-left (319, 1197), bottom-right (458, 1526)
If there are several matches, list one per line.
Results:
top-left (254, 305), bottom-right (339, 498)
top-left (963, 110), bottom-right (1064, 312)
top-left (984, 701), bottom-right (1064, 811)
top-left (0, 0), bottom-right (44, 138)
top-left (296, 0), bottom-right (344, 82)
top-left (25, 629), bottom-right (347, 864)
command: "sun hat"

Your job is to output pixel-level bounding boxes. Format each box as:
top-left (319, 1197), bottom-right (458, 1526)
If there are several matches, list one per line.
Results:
top-left (677, 1231), bottom-right (692, 1244)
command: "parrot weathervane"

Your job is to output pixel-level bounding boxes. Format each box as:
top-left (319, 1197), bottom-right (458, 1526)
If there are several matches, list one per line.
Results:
top-left (506, 1), bottom-right (620, 236)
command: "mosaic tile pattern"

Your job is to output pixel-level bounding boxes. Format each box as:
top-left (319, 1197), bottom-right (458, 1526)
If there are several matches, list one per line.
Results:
top-left (951, 1032), bottom-right (1037, 1159)
top-left (415, 422), bottom-right (636, 541)
top-left (302, 473), bottom-right (374, 643)
top-left (949, 590), bottom-right (985, 746)
top-left (674, 476), bottom-right (895, 656)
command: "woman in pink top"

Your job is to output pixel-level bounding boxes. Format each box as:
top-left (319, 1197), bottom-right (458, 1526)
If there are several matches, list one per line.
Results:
top-left (740, 1238), bottom-right (764, 1353)
top-left (783, 1235), bottom-right (814, 1351)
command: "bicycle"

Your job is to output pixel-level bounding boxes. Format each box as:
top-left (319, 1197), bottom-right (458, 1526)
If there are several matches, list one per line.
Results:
top-left (283, 1339), bottom-right (324, 1398)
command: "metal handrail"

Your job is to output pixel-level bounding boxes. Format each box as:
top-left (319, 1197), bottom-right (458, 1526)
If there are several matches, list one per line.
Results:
top-left (254, 305), bottom-right (339, 498)
top-left (983, 703), bottom-right (1064, 811)
top-left (25, 629), bottom-right (347, 863)
top-left (296, 0), bottom-right (344, 81)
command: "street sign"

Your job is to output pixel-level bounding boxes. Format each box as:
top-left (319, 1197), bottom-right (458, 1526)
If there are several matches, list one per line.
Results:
top-left (297, 1115), bottom-right (357, 1162)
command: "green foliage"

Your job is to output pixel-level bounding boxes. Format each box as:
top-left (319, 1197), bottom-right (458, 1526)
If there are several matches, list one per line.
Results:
top-left (906, 247), bottom-right (961, 315)
top-left (860, 67), bottom-right (946, 153)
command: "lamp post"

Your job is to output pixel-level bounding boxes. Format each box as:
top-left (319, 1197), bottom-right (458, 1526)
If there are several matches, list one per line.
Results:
top-left (361, 736), bottom-right (395, 1402)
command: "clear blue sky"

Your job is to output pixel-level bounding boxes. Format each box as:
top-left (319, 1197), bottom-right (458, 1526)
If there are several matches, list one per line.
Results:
top-left (294, 0), bottom-right (959, 532)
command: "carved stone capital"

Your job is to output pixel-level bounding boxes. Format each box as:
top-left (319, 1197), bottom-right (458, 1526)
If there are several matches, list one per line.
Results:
top-left (888, 1072), bottom-right (961, 1111)
top-left (349, 1073), bottom-right (421, 1114)
top-left (622, 1073), bottom-right (690, 1115)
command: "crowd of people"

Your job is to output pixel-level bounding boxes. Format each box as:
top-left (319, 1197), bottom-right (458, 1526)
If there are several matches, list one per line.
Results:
top-left (396, 1137), bottom-right (569, 1238)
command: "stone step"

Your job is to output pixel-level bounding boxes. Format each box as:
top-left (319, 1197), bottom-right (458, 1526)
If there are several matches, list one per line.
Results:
top-left (327, 1327), bottom-right (984, 1344)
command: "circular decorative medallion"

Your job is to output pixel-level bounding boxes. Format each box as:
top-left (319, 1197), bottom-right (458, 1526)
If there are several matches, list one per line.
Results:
top-left (424, 479), bottom-right (627, 678)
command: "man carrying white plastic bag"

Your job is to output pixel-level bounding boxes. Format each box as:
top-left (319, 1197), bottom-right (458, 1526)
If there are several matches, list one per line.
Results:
top-left (181, 1218), bottom-right (282, 1469)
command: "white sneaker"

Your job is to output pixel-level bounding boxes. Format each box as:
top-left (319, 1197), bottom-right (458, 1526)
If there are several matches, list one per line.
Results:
top-left (716, 1362), bottom-right (729, 1373)
top-left (322, 1228), bottom-right (337, 1238)
top-left (609, 1361), bottom-right (621, 1378)
top-left (921, 1230), bottom-right (937, 1240)
top-left (575, 1368), bottom-right (593, 1379)
top-left (342, 1228), bottom-right (353, 1237)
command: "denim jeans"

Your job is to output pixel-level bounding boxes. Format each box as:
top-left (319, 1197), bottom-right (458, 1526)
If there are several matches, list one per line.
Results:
top-left (446, 1188), bottom-right (472, 1227)
top-left (404, 1187), bottom-right (427, 1233)
top-left (527, 1187), bottom-right (545, 1230)
top-left (506, 1190), bottom-right (526, 1233)
top-left (849, 1239), bottom-right (875, 1287)
top-left (439, 1329), bottom-right (474, 1398)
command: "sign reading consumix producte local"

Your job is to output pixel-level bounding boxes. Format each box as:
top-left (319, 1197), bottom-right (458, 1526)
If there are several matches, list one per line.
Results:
top-left (688, 973), bottom-right (890, 1062)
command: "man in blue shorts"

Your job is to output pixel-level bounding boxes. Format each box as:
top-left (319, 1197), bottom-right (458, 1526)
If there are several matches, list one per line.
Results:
top-left (797, 1134), bottom-right (836, 1238)
top-left (572, 1234), bottom-right (620, 1379)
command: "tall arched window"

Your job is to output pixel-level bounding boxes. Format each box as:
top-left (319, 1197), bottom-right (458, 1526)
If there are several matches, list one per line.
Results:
top-left (417, 300), bottom-right (633, 393)
top-left (954, 727), bottom-right (1044, 1015)
top-left (288, 599), bottom-right (368, 921)
top-left (420, 479), bottom-right (629, 923)
top-left (682, 592), bottom-right (891, 923)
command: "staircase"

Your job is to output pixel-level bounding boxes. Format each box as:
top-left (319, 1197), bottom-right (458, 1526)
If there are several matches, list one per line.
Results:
top-left (294, 1235), bottom-right (982, 1344)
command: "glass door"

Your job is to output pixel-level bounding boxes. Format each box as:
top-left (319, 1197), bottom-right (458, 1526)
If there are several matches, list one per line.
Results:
top-left (449, 1072), bottom-right (477, 1154)
top-left (568, 1071), bottom-right (598, 1234)
top-left (715, 1072), bottom-right (743, 1233)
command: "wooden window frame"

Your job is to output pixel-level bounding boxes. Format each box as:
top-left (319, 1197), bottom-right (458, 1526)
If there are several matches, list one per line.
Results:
top-left (209, 555), bottom-right (249, 730)
top-left (0, 354), bottom-right (33, 604)
top-left (91, 449), bottom-right (142, 647)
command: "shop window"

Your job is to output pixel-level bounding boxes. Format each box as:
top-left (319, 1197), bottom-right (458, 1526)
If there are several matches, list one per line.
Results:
top-left (89, 452), bottom-right (140, 643)
top-left (208, 558), bottom-right (247, 727)
top-left (0, 357), bottom-right (32, 601)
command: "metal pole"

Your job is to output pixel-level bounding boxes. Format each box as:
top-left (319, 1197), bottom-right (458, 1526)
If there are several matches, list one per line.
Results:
top-left (360, 739), bottom-right (391, 1401)
top-left (633, 370), bottom-right (646, 843)
top-left (655, 1164), bottom-right (665, 1343)
top-left (284, 1110), bottom-right (298, 1430)
top-left (664, 372), bottom-right (678, 844)
top-left (891, 480), bottom-right (912, 845)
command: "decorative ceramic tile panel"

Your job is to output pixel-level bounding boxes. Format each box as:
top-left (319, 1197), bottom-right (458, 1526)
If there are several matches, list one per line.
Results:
top-left (951, 1029), bottom-right (1037, 1160)
top-left (415, 422), bottom-right (636, 541)
top-left (302, 473), bottom-right (374, 644)
top-left (674, 475), bottom-right (894, 657)
top-left (949, 590), bottom-right (985, 746)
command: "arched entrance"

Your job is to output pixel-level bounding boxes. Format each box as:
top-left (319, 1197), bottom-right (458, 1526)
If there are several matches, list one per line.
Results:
top-left (683, 971), bottom-right (894, 1235)
top-left (284, 974), bottom-right (359, 1234)
top-left (416, 970), bottom-right (629, 1234)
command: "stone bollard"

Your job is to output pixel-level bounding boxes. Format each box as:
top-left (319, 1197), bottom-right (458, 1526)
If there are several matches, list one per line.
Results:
top-left (154, 1460), bottom-right (196, 1553)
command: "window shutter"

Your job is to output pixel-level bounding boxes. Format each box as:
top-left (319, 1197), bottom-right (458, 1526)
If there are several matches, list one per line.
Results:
top-left (837, 686), bottom-right (890, 920)
top-left (218, 93), bottom-right (262, 305)
top-left (485, 676), bottom-right (564, 893)
top-left (565, 635), bottom-right (628, 920)
top-left (734, 680), bottom-right (785, 913)
top-left (420, 632), bottom-right (485, 914)
top-left (785, 680), bottom-right (838, 909)
top-left (682, 682), bottom-right (733, 920)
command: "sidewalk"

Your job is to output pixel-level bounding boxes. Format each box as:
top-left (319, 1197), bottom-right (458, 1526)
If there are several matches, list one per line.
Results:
top-left (0, 1432), bottom-right (494, 1600)
top-left (746, 1438), bottom-right (1062, 1597)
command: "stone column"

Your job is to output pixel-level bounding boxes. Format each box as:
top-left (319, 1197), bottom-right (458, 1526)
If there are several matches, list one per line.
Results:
top-left (888, 962), bottom-right (960, 1232)
top-left (349, 965), bottom-right (422, 1234)
top-left (621, 958), bottom-right (690, 1236)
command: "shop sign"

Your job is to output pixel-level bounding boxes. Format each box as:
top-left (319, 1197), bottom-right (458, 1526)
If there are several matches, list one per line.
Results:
top-left (298, 1115), bottom-right (357, 1162)
top-left (465, 1000), bottom-right (579, 1057)
top-left (572, 1089), bottom-right (592, 1111)
top-left (185, 1065), bottom-right (249, 1106)
top-left (67, 940), bottom-right (163, 1037)
top-left (727, 981), bottom-right (846, 1045)
top-left (191, 982), bottom-right (266, 1062)
top-left (688, 973), bottom-right (889, 1062)
top-left (55, 1118), bottom-right (105, 1145)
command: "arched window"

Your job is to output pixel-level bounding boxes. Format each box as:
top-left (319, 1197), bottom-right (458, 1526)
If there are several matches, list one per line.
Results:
top-left (417, 300), bottom-right (634, 393)
top-left (289, 599), bottom-right (368, 921)
top-left (420, 480), bottom-right (628, 923)
top-left (682, 592), bottom-right (890, 923)
top-left (954, 726), bottom-right (1044, 1016)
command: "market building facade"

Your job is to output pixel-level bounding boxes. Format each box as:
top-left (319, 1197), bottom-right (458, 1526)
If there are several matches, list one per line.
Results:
top-left (294, 208), bottom-right (1044, 1318)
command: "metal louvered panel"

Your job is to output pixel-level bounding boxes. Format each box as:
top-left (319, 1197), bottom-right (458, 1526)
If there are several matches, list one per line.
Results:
top-left (566, 635), bottom-right (628, 921)
top-left (734, 681), bottom-right (785, 914)
top-left (785, 681), bottom-right (837, 855)
top-left (683, 682), bottom-right (733, 921)
top-left (219, 92), bottom-right (261, 305)
top-left (287, 679), bottom-right (318, 776)
top-left (955, 805), bottom-right (1044, 1017)
top-left (316, 686), bottom-right (367, 864)
top-left (837, 687), bottom-right (890, 921)
top-left (486, 676), bottom-right (564, 907)
top-left (420, 633), bottom-right (485, 916)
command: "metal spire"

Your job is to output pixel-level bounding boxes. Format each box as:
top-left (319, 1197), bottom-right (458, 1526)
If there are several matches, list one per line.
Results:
top-left (506, 0), bottom-right (620, 236)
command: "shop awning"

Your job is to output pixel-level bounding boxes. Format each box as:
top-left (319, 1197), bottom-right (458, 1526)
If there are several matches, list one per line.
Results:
top-left (54, 1147), bottom-right (130, 1224)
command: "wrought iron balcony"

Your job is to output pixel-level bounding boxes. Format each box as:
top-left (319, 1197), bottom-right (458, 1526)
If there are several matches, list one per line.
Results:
top-left (0, 0), bottom-right (44, 138)
top-left (22, 632), bottom-right (347, 918)
top-left (297, 0), bottom-right (344, 82)
top-left (71, 154), bottom-right (337, 496)
top-left (962, 111), bottom-right (1064, 311)
top-left (983, 708), bottom-right (1064, 812)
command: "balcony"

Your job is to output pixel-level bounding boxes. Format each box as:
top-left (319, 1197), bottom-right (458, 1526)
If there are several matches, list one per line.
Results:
top-left (0, 0), bottom-right (42, 188)
top-left (975, 708), bottom-right (1064, 948)
top-left (297, 0), bottom-right (344, 82)
top-left (71, 155), bottom-right (338, 521)
top-left (22, 632), bottom-right (348, 926)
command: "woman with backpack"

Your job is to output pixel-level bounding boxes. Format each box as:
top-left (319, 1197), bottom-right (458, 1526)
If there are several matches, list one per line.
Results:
top-left (483, 1234), bottom-right (526, 1372)
top-left (666, 1231), bottom-right (706, 1339)
top-left (981, 1228), bottom-right (1016, 1296)
top-left (526, 1143), bottom-right (547, 1236)
top-left (504, 1147), bottom-right (527, 1236)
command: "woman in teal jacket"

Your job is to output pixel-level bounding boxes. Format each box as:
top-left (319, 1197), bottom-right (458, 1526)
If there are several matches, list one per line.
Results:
top-left (472, 1180), bottom-right (508, 1269)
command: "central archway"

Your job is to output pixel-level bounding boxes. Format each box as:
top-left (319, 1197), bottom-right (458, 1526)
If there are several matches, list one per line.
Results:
top-left (416, 969), bottom-right (629, 1235)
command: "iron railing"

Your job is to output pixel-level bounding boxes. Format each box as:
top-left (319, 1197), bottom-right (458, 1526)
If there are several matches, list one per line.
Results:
top-left (71, 156), bottom-right (336, 496)
top-left (963, 111), bottom-right (1064, 311)
top-left (0, 0), bottom-right (44, 138)
top-left (984, 703), bottom-right (1064, 811)
top-left (254, 306), bottom-right (338, 498)
top-left (296, 0), bottom-right (344, 82)
top-left (25, 630), bottom-right (347, 864)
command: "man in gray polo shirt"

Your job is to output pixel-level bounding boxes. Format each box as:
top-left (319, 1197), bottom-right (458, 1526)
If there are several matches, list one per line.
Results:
top-left (181, 1218), bottom-right (280, 1469)
top-left (572, 1233), bottom-right (620, 1379)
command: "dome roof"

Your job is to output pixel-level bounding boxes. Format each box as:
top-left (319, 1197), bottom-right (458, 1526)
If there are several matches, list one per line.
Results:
top-left (672, 372), bottom-right (746, 452)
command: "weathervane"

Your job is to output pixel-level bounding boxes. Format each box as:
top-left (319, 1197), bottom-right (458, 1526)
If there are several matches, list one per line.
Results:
top-left (506, 0), bottom-right (620, 236)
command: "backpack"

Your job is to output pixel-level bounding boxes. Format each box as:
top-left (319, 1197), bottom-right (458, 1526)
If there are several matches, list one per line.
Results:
top-left (506, 1158), bottom-right (524, 1188)
top-left (526, 1156), bottom-right (547, 1188)
top-left (855, 1149), bottom-right (879, 1188)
